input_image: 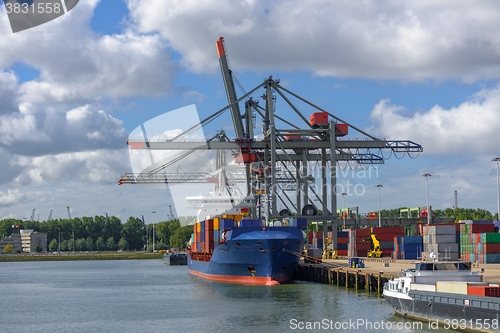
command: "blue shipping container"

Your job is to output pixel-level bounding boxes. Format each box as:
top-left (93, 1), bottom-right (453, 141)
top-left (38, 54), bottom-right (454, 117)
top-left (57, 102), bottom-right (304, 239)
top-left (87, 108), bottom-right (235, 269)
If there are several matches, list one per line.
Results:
top-left (297, 218), bottom-right (307, 228)
top-left (338, 231), bottom-right (348, 238)
top-left (220, 219), bottom-right (235, 230)
top-left (404, 236), bottom-right (423, 244)
top-left (240, 219), bottom-right (253, 227)
top-left (337, 243), bottom-right (348, 250)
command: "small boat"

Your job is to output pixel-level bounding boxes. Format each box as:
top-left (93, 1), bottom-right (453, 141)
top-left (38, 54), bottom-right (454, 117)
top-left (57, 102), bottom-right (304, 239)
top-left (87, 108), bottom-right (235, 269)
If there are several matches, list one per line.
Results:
top-left (383, 260), bottom-right (500, 332)
top-left (163, 252), bottom-right (188, 265)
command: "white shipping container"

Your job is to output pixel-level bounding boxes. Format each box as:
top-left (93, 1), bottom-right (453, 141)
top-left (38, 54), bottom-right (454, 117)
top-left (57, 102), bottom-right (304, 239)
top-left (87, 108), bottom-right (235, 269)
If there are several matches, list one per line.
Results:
top-left (410, 283), bottom-right (435, 292)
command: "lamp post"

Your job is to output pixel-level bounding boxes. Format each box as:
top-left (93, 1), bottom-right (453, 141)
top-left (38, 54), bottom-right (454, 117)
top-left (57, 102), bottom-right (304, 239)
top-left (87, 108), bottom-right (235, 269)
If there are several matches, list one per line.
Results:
top-left (341, 192), bottom-right (347, 229)
top-left (152, 211), bottom-right (156, 253)
top-left (376, 184), bottom-right (383, 227)
top-left (423, 173), bottom-right (432, 225)
top-left (493, 158), bottom-right (500, 223)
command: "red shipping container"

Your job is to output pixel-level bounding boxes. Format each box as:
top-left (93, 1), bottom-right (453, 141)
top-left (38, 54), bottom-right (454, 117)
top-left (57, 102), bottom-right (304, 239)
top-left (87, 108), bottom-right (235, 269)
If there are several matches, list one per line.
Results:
top-left (337, 238), bottom-right (349, 244)
top-left (337, 250), bottom-right (348, 256)
top-left (356, 243), bottom-right (371, 251)
top-left (376, 234), bottom-right (400, 242)
top-left (471, 224), bottom-right (495, 233)
top-left (382, 250), bottom-right (392, 257)
top-left (371, 226), bottom-right (404, 234)
top-left (206, 219), bottom-right (214, 231)
top-left (205, 229), bottom-right (214, 241)
top-left (355, 236), bottom-right (369, 243)
top-left (484, 243), bottom-right (500, 253)
top-left (354, 228), bottom-right (371, 237)
top-left (468, 285), bottom-right (500, 297)
top-left (356, 250), bottom-right (368, 257)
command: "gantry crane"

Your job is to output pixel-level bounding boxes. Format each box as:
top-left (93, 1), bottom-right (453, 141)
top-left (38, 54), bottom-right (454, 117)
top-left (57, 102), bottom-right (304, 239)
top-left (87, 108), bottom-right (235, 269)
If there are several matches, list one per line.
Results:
top-left (119, 37), bottom-right (423, 247)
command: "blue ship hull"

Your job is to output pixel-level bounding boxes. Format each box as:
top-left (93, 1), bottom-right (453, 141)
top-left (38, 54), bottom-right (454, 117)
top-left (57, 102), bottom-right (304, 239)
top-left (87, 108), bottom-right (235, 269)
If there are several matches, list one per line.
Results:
top-left (188, 226), bottom-right (305, 285)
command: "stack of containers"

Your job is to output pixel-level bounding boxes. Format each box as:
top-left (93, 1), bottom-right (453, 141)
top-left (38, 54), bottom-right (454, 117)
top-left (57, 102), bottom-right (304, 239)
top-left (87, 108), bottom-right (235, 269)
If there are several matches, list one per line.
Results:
top-left (337, 231), bottom-right (348, 256)
top-left (307, 231), bottom-right (323, 249)
top-left (393, 236), bottom-right (423, 259)
top-left (460, 221), bottom-right (499, 263)
top-left (204, 219), bottom-right (214, 253)
top-left (371, 226), bottom-right (404, 257)
top-left (423, 224), bottom-right (459, 260)
top-left (192, 218), bottom-right (237, 254)
top-left (347, 228), bottom-right (371, 257)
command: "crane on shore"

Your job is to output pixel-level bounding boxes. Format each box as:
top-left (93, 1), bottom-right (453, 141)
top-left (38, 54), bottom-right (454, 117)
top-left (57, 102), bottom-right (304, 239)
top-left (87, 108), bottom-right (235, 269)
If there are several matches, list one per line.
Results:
top-left (119, 37), bottom-right (423, 247)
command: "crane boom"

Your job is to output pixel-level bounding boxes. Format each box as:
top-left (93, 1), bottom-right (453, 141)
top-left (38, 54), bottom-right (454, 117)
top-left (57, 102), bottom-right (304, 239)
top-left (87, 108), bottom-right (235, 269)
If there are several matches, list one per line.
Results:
top-left (216, 37), bottom-right (245, 139)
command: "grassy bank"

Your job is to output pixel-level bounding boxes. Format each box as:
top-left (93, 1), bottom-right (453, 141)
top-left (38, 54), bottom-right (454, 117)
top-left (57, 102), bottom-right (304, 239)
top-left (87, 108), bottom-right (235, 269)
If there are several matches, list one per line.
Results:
top-left (0, 252), bottom-right (164, 262)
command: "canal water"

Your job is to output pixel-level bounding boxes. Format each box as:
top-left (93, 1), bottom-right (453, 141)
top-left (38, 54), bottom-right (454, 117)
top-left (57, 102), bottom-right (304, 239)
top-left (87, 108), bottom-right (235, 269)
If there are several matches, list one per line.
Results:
top-left (0, 260), bottom-right (448, 332)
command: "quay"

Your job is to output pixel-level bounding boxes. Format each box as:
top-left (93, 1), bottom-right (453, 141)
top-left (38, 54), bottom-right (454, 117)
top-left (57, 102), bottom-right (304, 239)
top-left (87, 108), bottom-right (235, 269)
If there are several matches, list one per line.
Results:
top-left (294, 259), bottom-right (500, 294)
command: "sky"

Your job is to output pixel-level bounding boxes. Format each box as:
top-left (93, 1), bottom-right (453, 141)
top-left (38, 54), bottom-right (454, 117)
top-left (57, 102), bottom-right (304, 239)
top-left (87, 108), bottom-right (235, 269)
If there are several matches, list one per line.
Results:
top-left (1, 0), bottom-right (500, 224)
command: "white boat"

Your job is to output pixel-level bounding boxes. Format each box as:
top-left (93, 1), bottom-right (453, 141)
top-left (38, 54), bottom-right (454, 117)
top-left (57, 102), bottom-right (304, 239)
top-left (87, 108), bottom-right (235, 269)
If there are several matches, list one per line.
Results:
top-left (383, 261), bottom-right (500, 332)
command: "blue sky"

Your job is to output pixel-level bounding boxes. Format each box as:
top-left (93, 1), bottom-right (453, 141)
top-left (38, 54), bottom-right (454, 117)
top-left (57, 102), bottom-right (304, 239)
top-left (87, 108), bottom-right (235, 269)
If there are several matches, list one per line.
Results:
top-left (1, 0), bottom-right (500, 223)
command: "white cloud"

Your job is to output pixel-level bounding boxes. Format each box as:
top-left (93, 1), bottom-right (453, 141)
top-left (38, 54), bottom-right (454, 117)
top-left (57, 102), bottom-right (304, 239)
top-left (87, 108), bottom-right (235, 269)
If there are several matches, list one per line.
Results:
top-left (127, 0), bottom-right (500, 82)
top-left (0, 189), bottom-right (28, 207)
top-left (12, 149), bottom-right (129, 186)
top-left (0, 103), bottom-right (127, 156)
top-left (368, 84), bottom-right (500, 155)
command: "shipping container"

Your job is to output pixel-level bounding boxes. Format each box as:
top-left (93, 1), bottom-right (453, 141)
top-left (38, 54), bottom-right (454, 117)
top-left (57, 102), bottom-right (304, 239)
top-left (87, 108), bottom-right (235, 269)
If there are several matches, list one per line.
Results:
top-left (337, 249), bottom-right (348, 256)
top-left (468, 285), bottom-right (500, 297)
top-left (371, 226), bottom-right (404, 234)
top-left (404, 236), bottom-right (423, 244)
top-left (471, 223), bottom-right (495, 233)
top-left (436, 281), bottom-right (488, 295)
top-left (337, 243), bottom-right (348, 250)
top-left (410, 283), bottom-right (435, 292)
top-left (220, 218), bottom-right (235, 230)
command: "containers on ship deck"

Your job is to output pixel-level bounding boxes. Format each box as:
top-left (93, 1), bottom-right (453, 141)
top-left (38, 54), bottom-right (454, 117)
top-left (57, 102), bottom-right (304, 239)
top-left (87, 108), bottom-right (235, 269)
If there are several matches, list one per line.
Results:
top-left (436, 281), bottom-right (488, 295)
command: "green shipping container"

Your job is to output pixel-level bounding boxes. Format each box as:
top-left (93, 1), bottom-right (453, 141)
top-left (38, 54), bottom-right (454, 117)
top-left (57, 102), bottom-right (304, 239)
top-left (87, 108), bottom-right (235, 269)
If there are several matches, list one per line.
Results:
top-left (485, 233), bottom-right (500, 243)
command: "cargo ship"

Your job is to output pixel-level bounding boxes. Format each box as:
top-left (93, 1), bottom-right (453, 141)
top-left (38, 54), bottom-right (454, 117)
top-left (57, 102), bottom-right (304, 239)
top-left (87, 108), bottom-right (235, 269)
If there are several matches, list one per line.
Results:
top-left (187, 191), bottom-right (307, 285)
top-left (383, 261), bottom-right (500, 332)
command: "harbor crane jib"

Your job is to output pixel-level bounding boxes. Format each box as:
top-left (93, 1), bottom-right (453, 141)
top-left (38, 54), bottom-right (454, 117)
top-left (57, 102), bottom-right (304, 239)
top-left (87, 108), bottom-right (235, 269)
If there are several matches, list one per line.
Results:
top-left (119, 37), bottom-right (423, 247)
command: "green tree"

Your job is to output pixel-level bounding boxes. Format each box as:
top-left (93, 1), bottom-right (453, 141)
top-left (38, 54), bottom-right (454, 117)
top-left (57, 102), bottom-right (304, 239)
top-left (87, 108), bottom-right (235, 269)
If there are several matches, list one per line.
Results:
top-left (118, 237), bottom-right (128, 251)
top-left (34, 245), bottom-right (42, 253)
top-left (49, 239), bottom-right (58, 252)
top-left (107, 237), bottom-right (117, 251)
top-left (122, 217), bottom-right (145, 251)
top-left (170, 225), bottom-right (193, 249)
top-left (96, 237), bottom-right (105, 251)
top-left (85, 237), bottom-right (93, 251)
top-left (60, 239), bottom-right (68, 252)
top-left (76, 238), bottom-right (86, 251)
top-left (3, 243), bottom-right (13, 253)
top-left (67, 237), bottom-right (75, 252)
